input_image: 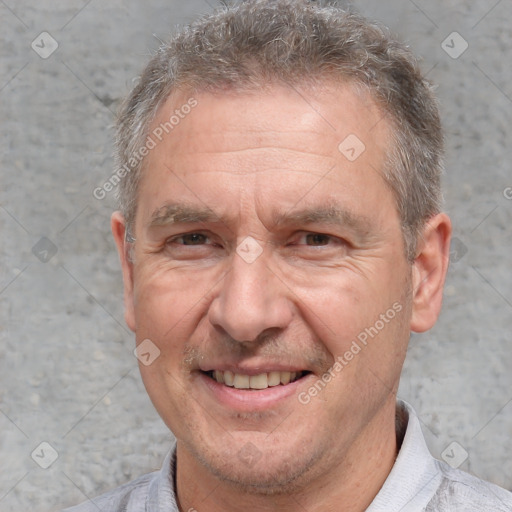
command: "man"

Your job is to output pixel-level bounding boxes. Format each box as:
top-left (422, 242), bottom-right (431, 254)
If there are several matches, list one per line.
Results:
top-left (65, 0), bottom-right (512, 510)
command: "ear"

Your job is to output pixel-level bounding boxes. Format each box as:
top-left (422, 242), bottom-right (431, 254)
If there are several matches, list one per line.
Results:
top-left (410, 213), bottom-right (452, 333)
top-left (111, 211), bottom-right (136, 332)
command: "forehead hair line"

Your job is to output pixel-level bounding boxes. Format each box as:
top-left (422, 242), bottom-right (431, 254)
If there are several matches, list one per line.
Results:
top-left (147, 201), bottom-right (374, 233)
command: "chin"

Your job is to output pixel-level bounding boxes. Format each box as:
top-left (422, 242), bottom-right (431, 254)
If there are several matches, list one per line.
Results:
top-left (190, 437), bottom-right (321, 495)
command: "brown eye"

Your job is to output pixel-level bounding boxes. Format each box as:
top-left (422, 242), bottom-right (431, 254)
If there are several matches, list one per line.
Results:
top-left (305, 233), bottom-right (331, 246)
top-left (178, 233), bottom-right (208, 245)
top-left (163, 232), bottom-right (223, 262)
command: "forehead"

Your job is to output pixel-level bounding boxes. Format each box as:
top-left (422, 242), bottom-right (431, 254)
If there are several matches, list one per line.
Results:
top-left (135, 81), bottom-right (394, 228)
top-left (149, 81), bottom-right (388, 156)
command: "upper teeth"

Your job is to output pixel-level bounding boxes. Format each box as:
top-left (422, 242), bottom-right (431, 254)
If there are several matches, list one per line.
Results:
top-left (211, 370), bottom-right (303, 389)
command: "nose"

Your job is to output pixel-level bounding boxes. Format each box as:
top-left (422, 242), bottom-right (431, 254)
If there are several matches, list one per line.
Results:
top-left (208, 248), bottom-right (293, 344)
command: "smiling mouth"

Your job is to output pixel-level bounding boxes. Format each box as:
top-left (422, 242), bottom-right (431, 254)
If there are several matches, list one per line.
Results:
top-left (202, 370), bottom-right (311, 390)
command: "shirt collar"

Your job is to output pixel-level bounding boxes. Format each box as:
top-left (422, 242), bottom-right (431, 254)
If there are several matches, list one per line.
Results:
top-left (146, 444), bottom-right (179, 511)
top-left (149, 400), bottom-right (439, 512)
top-left (366, 400), bottom-right (441, 512)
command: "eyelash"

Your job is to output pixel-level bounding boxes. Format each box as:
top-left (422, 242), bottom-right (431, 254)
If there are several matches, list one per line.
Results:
top-left (166, 231), bottom-right (345, 248)
top-left (168, 233), bottom-right (212, 246)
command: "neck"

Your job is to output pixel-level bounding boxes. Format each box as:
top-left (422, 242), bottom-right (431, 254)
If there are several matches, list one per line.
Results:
top-left (176, 399), bottom-right (398, 512)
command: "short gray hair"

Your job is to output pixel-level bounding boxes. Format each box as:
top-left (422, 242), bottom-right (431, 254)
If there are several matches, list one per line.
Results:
top-left (115, 0), bottom-right (443, 261)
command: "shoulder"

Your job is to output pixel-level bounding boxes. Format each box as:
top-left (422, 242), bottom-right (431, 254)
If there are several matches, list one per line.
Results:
top-left (426, 460), bottom-right (512, 511)
top-left (61, 470), bottom-right (157, 512)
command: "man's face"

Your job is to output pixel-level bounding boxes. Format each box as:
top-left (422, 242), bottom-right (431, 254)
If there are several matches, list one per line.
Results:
top-left (119, 83), bottom-right (415, 490)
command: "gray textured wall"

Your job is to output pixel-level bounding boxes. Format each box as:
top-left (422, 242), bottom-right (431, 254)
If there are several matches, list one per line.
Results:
top-left (0, 1), bottom-right (511, 511)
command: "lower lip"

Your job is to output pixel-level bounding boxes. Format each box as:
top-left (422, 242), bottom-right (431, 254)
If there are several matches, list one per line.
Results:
top-left (197, 371), bottom-right (310, 411)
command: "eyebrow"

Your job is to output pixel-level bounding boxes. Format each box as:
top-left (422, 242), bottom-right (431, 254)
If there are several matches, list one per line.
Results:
top-left (148, 202), bottom-right (374, 234)
top-left (149, 203), bottom-right (220, 227)
top-left (270, 205), bottom-right (373, 233)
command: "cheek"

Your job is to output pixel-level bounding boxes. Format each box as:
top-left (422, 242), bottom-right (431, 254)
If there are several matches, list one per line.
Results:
top-left (292, 276), bottom-right (381, 341)
top-left (138, 361), bottom-right (196, 439)
top-left (132, 267), bottom-right (193, 344)
top-left (293, 266), bottom-right (409, 366)
top-left (131, 263), bottom-right (223, 366)
top-left (134, 259), bottom-right (203, 310)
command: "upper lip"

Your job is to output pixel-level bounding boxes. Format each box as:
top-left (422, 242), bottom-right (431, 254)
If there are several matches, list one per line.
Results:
top-left (198, 362), bottom-right (310, 376)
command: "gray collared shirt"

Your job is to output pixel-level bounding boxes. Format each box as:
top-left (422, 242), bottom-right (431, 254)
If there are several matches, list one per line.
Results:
top-left (63, 401), bottom-right (512, 511)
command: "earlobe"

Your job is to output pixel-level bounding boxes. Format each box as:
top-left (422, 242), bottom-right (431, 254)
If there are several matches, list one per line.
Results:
top-left (410, 213), bottom-right (452, 333)
top-left (111, 211), bottom-right (137, 332)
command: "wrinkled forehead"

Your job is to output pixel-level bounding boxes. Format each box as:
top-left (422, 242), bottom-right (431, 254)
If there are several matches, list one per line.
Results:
top-left (133, 80), bottom-right (394, 231)
top-left (144, 81), bottom-right (390, 174)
